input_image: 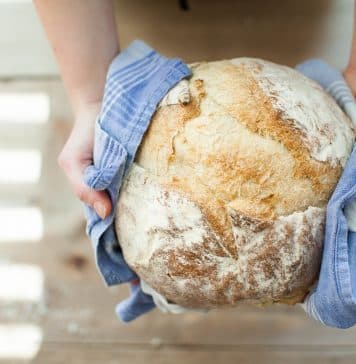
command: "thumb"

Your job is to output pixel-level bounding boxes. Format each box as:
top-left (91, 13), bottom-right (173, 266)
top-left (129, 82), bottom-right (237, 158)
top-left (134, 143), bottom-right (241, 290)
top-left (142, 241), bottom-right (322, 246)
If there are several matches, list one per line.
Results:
top-left (59, 157), bottom-right (112, 219)
top-left (76, 181), bottom-right (112, 220)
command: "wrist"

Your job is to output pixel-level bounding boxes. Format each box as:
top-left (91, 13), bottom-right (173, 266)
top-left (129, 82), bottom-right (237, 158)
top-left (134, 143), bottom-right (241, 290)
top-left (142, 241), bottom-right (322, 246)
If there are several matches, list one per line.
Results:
top-left (344, 63), bottom-right (356, 78)
top-left (70, 87), bottom-right (102, 115)
top-left (74, 98), bottom-right (102, 118)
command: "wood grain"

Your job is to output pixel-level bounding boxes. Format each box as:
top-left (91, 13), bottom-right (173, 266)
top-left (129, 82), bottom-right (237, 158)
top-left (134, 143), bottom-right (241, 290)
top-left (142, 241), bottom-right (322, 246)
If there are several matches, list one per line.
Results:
top-left (1, 1), bottom-right (356, 356)
top-left (115, 0), bottom-right (353, 68)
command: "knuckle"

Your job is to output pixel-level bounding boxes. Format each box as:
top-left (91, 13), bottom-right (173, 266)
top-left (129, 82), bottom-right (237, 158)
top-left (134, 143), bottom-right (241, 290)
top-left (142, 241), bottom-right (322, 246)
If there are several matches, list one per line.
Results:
top-left (74, 185), bottom-right (94, 206)
top-left (74, 185), bottom-right (87, 202)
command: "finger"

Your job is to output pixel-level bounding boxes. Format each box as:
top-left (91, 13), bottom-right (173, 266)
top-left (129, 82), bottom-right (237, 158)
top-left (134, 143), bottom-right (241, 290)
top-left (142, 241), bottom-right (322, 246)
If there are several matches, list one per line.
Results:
top-left (59, 157), bottom-right (112, 219)
top-left (75, 183), bottom-right (112, 219)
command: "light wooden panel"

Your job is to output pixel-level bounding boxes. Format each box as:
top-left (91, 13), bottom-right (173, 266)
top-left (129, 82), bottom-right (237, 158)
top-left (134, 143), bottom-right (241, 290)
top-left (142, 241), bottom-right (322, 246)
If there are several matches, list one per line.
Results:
top-left (116, 0), bottom-right (353, 68)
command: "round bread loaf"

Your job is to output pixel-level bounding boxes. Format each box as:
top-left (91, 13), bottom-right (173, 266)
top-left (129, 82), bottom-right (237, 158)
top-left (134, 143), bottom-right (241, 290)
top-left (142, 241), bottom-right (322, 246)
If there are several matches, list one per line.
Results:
top-left (115, 58), bottom-right (354, 308)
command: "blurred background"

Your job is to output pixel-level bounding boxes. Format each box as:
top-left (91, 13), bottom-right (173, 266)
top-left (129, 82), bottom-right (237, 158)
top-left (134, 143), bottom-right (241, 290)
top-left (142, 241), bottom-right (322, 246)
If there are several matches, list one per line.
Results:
top-left (1, 0), bottom-right (356, 363)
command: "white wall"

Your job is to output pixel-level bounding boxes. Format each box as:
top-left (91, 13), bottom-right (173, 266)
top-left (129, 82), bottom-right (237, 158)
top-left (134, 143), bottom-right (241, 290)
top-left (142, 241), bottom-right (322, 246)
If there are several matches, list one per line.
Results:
top-left (0, 1), bottom-right (58, 77)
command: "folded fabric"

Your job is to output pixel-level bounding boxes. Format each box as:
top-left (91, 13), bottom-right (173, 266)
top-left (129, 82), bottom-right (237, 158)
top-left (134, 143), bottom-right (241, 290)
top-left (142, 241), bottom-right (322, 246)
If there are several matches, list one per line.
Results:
top-left (296, 59), bottom-right (356, 126)
top-left (115, 282), bottom-right (157, 323)
top-left (296, 59), bottom-right (356, 328)
top-left (83, 40), bottom-right (192, 322)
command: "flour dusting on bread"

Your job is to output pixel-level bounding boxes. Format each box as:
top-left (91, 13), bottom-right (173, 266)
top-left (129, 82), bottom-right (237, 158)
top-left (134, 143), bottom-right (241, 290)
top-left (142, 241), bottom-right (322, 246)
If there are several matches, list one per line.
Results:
top-left (115, 58), bottom-right (355, 309)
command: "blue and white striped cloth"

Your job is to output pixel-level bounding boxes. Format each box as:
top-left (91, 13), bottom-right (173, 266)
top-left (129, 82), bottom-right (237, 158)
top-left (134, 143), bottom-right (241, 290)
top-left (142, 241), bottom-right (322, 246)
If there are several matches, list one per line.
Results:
top-left (83, 40), bottom-right (191, 322)
top-left (83, 47), bottom-right (356, 326)
top-left (297, 59), bottom-right (356, 125)
top-left (296, 59), bottom-right (356, 329)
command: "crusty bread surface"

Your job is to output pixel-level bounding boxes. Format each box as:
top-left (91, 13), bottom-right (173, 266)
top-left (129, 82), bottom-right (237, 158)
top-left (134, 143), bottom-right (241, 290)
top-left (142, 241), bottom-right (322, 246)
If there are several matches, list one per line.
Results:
top-left (115, 58), bottom-right (354, 308)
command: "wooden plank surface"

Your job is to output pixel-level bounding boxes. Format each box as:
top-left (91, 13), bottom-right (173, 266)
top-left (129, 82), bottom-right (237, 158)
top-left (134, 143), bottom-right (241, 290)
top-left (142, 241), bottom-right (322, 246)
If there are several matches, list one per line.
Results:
top-left (1, 80), bottom-right (356, 363)
top-left (32, 345), bottom-right (356, 364)
top-left (1, 1), bottom-right (356, 358)
top-left (2, 233), bottom-right (356, 362)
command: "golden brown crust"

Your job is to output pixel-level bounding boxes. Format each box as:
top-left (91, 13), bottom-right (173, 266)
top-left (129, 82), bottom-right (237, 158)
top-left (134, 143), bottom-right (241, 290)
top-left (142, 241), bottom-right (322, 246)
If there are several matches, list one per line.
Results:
top-left (116, 58), bottom-right (354, 308)
top-left (118, 172), bottom-right (324, 307)
top-left (218, 62), bottom-right (341, 199)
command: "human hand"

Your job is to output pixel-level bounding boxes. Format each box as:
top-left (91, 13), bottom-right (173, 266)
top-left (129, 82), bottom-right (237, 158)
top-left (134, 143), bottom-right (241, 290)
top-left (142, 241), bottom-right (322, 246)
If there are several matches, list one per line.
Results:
top-left (58, 102), bottom-right (112, 219)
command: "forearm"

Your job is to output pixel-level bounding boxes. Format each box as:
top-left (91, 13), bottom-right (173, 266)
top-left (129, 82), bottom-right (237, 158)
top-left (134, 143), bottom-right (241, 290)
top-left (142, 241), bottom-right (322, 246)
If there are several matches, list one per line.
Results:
top-left (34, 0), bottom-right (119, 115)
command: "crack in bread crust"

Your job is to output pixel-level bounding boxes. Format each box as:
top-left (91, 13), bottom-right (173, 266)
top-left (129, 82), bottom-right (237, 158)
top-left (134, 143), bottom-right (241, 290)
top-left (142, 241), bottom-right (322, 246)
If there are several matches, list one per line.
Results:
top-left (116, 58), bottom-right (354, 308)
top-left (116, 166), bottom-right (324, 307)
